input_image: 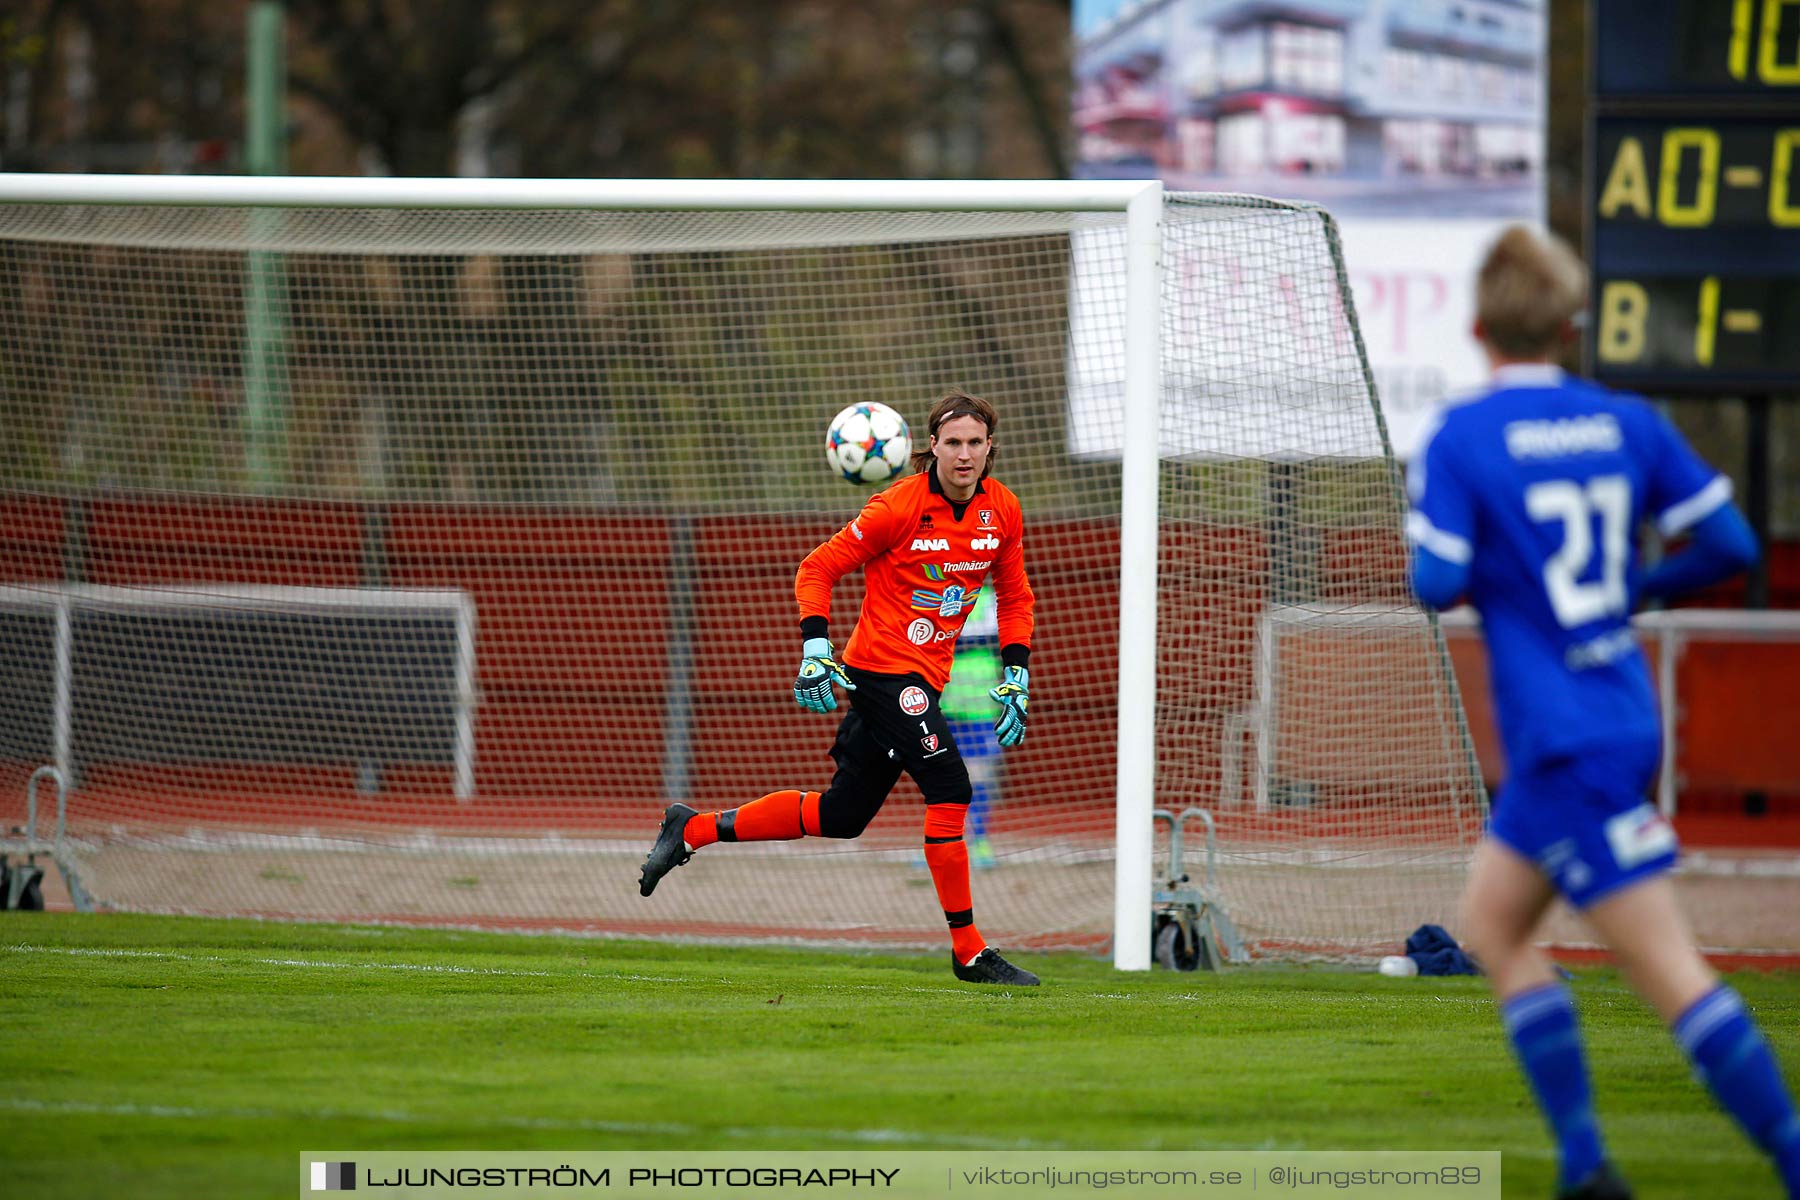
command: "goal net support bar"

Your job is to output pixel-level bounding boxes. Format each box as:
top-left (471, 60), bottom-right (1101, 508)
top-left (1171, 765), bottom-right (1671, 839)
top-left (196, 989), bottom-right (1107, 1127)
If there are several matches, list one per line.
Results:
top-left (0, 583), bottom-right (477, 800)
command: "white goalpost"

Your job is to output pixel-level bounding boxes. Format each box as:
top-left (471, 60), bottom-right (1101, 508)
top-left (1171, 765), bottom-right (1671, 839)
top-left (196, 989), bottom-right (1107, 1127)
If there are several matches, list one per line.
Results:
top-left (0, 173), bottom-right (1486, 966)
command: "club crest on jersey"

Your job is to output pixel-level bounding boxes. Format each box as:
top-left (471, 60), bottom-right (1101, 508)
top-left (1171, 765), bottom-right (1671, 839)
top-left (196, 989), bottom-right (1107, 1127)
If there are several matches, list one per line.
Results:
top-left (906, 618), bottom-right (935, 645)
top-left (978, 509), bottom-right (994, 529)
top-left (921, 734), bottom-right (939, 752)
top-left (911, 583), bottom-right (980, 618)
top-left (899, 686), bottom-right (930, 716)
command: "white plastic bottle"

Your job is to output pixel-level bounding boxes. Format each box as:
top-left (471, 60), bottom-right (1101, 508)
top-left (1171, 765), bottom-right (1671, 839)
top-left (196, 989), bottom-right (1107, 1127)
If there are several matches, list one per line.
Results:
top-left (1378, 954), bottom-right (1419, 977)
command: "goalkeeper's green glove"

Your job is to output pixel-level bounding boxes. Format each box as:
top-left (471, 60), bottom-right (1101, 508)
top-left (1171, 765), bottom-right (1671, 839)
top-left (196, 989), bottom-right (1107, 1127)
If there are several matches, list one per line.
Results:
top-left (989, 665), bottom-right (1029, 747)
top-left (794, 637), bottom-right (855, 713)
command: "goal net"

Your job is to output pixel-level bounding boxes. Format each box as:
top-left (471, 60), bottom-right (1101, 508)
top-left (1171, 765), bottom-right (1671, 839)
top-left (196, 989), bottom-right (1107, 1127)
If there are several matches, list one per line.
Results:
top-left (0, 178), bottom-right (1484, 961)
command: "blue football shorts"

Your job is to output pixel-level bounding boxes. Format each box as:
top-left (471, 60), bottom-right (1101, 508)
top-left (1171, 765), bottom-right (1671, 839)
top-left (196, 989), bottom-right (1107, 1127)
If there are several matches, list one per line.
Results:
top-left (1487, 733), bottom-right (1678, 909)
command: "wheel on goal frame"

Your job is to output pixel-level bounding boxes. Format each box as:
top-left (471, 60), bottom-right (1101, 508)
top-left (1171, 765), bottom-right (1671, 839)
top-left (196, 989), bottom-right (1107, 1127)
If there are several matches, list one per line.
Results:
top-left (2, 859), bottom-right (45, 911)
top-left (17, 868), bottom-right (44, 911)
top-left (1152, 907), bottom-right (1211, 972)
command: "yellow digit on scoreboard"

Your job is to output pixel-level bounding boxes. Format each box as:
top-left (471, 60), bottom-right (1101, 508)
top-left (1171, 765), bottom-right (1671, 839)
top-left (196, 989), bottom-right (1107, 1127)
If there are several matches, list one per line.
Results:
top-left (1759, 0), bottom-right (1800, 84)
top-left (1772, 129), bottom-right (1800, 226)
top-left (1730, 0), bottom-right (1753, 79)
top-left (1598, 281), bottom-right (1649, 364)
top-left (1658, 128), bottom-right (1720, 227)
top-left (1695, 276), bottom-right (1721, 367)
top-left (1736, 0), bottom-right (1800, 84)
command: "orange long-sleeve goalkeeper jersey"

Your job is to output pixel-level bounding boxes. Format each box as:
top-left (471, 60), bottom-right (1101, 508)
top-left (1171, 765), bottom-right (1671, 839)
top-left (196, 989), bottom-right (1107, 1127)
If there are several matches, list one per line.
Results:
top-left (795, 468), bottom-right (1033, 691)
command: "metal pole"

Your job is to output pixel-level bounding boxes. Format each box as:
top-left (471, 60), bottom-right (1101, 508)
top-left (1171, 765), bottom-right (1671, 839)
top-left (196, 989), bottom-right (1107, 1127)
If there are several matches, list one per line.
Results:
top-left (53, 591), bottom-right (71, 786)
top-left (245, 1), bottom-right (288, 490)
top-left (1658, 620), bottom-right (1676, 818)
top-left (1113, 182), bottom-right (1163, 972)
top-left (662, 515), bottom-right (697, 809)
top-left (1745, 395), bottom-right (1770, 609)
top-left (455, 597), bottom-right (476, 801)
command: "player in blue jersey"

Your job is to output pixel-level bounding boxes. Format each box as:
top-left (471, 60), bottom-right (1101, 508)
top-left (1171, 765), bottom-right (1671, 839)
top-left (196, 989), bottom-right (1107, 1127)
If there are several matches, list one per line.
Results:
top-left (1407, 226), bottom-right (1798, 1200)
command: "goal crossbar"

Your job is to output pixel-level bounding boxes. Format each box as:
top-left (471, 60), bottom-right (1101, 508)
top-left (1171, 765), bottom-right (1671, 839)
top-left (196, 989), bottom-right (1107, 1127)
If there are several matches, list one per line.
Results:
top-left (0, 173), bottom-right (1163, 213)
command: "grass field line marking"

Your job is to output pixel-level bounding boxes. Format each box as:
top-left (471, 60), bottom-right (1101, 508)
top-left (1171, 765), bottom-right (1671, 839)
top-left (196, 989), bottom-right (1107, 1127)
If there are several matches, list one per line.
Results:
top-left (0, 947), bottom-right (1344, 1001)
top-left (3, 945), bottom-right (1032, 992)
top-left (5, 944), bottom-right (1091, 993)
top-left (0, 1097), bottom-right (1067, 1149)
top-left (4, 943), bottom-right (555, 976)
top-left (2, 1098), bottom-right (1756, 1164)
top-left (1, 945), bottom-right (1508, 1000)
top-left (2, 944), bottom-right (695, 983)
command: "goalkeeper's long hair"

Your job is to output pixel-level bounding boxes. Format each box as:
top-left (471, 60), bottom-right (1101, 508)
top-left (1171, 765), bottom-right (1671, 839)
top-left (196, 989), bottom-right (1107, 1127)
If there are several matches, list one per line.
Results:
top-left (911, 388), bottom-right (998, 481)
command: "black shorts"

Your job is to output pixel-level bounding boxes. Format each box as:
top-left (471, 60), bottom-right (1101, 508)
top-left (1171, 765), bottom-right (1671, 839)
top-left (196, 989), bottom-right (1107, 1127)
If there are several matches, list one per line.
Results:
top-left (813, 666), bottom-right (972, 837)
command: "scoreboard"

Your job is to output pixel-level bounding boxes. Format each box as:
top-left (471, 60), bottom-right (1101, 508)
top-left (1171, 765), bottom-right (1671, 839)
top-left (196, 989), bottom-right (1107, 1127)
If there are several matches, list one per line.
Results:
top-left (1587, 0), bottom-right (1800, 391)
top-left (1594, 0), bottom-right (1800, 94)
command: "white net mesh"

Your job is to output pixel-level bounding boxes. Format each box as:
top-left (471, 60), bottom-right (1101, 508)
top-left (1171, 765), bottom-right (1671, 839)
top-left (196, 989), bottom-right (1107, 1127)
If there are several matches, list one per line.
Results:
top-left (0, 191), bottom-right (1484, 958)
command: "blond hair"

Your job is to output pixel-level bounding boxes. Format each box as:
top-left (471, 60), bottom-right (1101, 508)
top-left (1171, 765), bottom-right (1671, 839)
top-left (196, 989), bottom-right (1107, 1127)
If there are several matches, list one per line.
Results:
top-left (910, 388), bottom-right (998, 479)
top-left (1476, 225), bottom-right (1586, 359)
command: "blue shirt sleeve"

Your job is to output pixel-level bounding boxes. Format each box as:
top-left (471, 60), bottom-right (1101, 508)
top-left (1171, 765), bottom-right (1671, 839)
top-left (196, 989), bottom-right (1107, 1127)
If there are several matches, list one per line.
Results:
top-left (1639, 501), bottom-right (1759, 601)
top-left (1642, 408), bottom-right (1731, 536)
top-left (1406, 417), bottom-right (1475, 609)
top-left (1406, 417), bottom-right (1476, 568)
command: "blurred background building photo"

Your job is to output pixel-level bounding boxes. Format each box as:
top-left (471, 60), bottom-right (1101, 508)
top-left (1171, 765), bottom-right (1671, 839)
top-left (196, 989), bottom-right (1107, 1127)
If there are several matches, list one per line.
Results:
top-left (1076, 0), bottom-right (1547, 457)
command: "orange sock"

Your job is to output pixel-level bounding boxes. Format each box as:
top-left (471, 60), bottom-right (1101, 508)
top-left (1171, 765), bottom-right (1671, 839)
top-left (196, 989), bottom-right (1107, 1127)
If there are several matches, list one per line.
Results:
top-left (684, 812), bottom-right (719, 849)
top-left (923, 804), bottom-right (985, 963)
top-left (708, 790), bottom-right (820, 844)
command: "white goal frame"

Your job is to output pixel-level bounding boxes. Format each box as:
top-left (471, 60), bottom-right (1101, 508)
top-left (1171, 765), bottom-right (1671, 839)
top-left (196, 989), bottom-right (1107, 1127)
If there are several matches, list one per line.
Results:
top-left (0, 173), bottom-right (1168, 970)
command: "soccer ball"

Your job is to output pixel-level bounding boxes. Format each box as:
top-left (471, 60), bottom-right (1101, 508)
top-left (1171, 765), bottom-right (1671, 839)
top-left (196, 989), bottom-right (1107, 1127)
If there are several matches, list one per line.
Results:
top-left (826, 402), bottom-right (910, 485)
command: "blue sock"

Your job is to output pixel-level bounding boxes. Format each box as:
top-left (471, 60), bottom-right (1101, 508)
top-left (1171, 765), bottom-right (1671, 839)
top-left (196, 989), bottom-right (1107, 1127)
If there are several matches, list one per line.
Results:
top-left (1501, 983), bottom-right (1606, 1189)
top-left (1674, 985), bottom-right (1800, 1196)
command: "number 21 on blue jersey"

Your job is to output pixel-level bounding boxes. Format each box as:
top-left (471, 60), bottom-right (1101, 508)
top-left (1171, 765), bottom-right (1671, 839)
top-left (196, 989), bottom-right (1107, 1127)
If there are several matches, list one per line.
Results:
top-left (1525, 473), bottom-right (1631, 628)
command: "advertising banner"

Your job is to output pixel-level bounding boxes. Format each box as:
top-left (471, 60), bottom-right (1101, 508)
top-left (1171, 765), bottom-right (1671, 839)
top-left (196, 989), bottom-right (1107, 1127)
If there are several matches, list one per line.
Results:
top-left (1072, 0), bottom-right (1547, 459)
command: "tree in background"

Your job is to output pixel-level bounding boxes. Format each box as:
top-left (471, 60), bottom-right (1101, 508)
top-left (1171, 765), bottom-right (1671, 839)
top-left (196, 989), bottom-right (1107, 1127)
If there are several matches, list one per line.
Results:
top-left (0, 0), bottom-right (242, 173)
top-left (0, 0), bottom-right (1075, 497)
top-left (0, 0), bottom-right (1071, 179)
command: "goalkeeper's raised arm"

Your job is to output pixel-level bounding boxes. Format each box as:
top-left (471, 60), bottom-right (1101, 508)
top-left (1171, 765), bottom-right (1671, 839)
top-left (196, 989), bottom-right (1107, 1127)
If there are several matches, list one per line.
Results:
top-left (638, 388), bottom-right (1040, 987)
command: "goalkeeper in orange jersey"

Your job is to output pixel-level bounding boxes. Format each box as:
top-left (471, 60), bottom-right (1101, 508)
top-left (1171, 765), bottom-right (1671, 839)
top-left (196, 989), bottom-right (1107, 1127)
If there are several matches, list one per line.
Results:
top-left (636, 389), bottom-right (1039, 986)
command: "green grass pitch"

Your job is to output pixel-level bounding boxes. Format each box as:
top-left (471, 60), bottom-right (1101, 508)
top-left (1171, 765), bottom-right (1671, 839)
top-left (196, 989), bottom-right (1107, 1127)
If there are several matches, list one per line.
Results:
top-left (4, 913), bottom-right (1797, 1199)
